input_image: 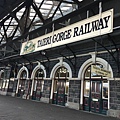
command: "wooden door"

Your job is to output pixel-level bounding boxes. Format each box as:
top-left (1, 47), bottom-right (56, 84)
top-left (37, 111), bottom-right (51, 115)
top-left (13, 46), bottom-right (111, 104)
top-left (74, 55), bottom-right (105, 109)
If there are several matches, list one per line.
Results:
top-left (24, 80), bottom-right (32, 98)
top-left (35, 80), bottom-right (42, 100)
top-left (53, 80), bottom-right (66, 106)
top-left (83, 80), bottom-right (108, 115)
top-left (18, 79), bottom-right (25, 97)
top-left (90, 81), bottom-right (101, 113)
top-left (57, 80), bottom-right (65, 106)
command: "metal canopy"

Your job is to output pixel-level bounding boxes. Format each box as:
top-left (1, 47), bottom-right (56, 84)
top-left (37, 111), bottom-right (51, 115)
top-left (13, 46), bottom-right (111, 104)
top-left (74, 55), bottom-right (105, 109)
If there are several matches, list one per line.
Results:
top-left (0, 0), bottom-right (82, 43)
top-left (0, 0), bottom-right (84, 58)
top-left (0, 0), bottom-right (120, 71)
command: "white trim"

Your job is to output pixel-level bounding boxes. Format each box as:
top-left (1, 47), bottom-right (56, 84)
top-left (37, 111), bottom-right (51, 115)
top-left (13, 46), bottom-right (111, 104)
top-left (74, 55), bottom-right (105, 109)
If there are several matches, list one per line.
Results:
top-left (50, 61), bottom-right (72, 99)
top-left (69, 78), bottom-right (80, 80)
top-left (108, 78), bottom-right (120, 81)
top-left (31, 63), bottom-right (46, 79)
top-left (50, 61), bottom-right (72, 79)
top-left (0, 70), bottom-right (4, 77)
top-left (17, 66), bottom-right (29, 79)
top-left (78, 57), bottom-right (113, 109)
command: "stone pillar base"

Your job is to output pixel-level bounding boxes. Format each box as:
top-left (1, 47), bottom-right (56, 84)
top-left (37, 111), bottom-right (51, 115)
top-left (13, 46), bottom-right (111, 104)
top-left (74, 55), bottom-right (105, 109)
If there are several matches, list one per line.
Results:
top-left (49, 99), bottom-right (53, 104)
top-left (67, 102), bottom-right (79, 110)
top-left (7, 92), bottom-right (13, 96)
top-left (0, 91), bottom-right (7, 95)
top-left (11, 93), bottom-right (15, 97)
top-left (107, 109), bottom-right (120, 119)
top-left (40, 97), bottom-right (49, 103)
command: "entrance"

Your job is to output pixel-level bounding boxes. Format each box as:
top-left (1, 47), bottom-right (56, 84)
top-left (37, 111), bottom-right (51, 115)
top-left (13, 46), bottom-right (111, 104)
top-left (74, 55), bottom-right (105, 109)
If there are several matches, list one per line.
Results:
top-left (83, 65), bottom-right (108, 115)
top-left (18, 70), bottom-right (32, 98)
top-left (52, 67), bottom-right (69, 106)
top-left (32, 69), bottom-right (44, 101)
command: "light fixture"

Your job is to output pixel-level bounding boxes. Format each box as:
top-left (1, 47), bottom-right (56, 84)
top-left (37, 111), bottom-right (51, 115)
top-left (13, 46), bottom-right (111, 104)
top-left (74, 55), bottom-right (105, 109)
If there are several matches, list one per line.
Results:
top-left (41, 51), bottom-right (46, 55)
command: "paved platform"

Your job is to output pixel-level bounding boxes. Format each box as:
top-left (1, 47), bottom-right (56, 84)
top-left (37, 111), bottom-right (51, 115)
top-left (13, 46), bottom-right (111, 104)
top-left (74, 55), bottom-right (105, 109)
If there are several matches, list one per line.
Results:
top-left (0, 95), bottom-right (118, 120)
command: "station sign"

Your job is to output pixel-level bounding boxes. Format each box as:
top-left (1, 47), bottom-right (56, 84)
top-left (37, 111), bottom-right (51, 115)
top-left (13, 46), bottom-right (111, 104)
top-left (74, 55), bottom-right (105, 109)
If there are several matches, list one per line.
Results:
top-left (91, 65), bottom-right (111, 78)
top-left (20, 9), bottom-right (113, 55)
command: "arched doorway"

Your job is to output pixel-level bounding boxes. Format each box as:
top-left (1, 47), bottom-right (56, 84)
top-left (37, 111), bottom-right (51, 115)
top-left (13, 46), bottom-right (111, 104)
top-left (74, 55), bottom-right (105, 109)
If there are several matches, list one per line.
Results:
top-left (17, 70), bottom-right (27, 97)
top-left (17, 66), bottom-right (32, 99)
top-left (52, 67), bottom-right (69, 106)
top-left (83, 64), bottom-right (109, 115)
top-left (32, 68), bottom-right (44, 101)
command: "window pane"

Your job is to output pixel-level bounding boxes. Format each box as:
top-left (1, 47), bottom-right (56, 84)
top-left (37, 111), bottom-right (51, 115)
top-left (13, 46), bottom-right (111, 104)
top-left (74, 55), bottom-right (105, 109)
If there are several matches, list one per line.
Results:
top-left (92, 82), bottom-right (95, 92)
top-left (85, 66), bottom-right (91, 78)
top-left (84, 80), bottom-right (90, 96)
top-left (96, 82), bottom-right (100, 93)
top-left (53, 80), bottom-right (58, 93)
top-left (103, 81), bottom-right (108, 98)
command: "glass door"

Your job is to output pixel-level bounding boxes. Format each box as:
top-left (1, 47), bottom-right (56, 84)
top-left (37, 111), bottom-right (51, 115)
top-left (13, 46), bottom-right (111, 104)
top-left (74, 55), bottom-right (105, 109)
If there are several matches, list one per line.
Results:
top-left (83, 80), bottom-right (90, 111)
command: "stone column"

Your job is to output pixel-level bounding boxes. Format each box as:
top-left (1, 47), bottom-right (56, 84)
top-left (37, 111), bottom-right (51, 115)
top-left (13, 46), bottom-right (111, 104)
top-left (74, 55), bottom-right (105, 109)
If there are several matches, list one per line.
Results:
top-left (107, 79), bottom-right (120, 119)
top-left (67, 80), bottom-right (81, 110)
top-left (41, 80), bottom-right (52, 103)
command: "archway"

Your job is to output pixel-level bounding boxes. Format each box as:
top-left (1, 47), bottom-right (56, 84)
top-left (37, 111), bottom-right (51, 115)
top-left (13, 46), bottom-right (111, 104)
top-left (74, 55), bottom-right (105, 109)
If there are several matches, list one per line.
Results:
top-left (50, 61), bottom-right (72, 106)
top-left (16, 66), bottom-right (31, 98)
top-left (30, 62), bottom-right (46, 101)
top-left (32, 68), bottom-right (45, 101)
top-left (52, 67), bottom-right (69, 106)
top-left (78, 57), bottom-right (113, 115)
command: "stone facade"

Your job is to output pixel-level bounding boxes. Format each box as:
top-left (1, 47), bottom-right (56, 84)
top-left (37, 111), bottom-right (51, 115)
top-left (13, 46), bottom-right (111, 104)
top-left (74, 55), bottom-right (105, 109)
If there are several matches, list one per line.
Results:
top-left (68, 80), bottom-right (81, 109)
top-left (42, 80), bottom-right (52, 99)
top-left (107, 80), bottom-right (120, 118)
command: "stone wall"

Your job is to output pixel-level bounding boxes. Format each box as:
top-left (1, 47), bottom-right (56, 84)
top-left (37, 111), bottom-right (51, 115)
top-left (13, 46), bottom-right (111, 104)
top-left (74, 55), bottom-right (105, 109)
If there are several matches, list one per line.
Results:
top-left (68, 80), bottom-right (81, 109)
top-left (110, 80), bottom-right (120, 110)
top-left (41, 80), bottom-right (52, 102)
top-left (107, 80), bottom-right (120, 118)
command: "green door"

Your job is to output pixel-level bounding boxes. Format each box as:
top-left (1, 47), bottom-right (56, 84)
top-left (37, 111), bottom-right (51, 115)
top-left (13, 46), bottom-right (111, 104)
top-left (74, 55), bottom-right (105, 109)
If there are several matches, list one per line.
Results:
top-left (57, 80), bottom-right (65, 106)
top-left (83, 80), bottom-right (108, 115)
top-left (18, 79), bottom-right (26, 97)
top-left (90, 81), bottom-right (102, 113)
top-left (24, 80), bottom-right (32, 99)
top-left (53, 80), bottom-right (66, 106)
top-left (32, 80), bottom-right (43, 101)
top-left (35, 80), bottom-right (42, 101)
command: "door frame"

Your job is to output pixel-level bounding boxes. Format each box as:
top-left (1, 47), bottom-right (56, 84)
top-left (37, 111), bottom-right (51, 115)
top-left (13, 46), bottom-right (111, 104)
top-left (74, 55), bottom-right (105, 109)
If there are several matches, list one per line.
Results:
top-left (30, 62), bottom-right (46, 97)
top-left (50, 61), bottom-right (72, 106)
top-left (78, 57), bottom-right (113, 110)
top-left (53, 79), bottom-right (67, 106)
top-left (16, 66), bottom-right (29, 94)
